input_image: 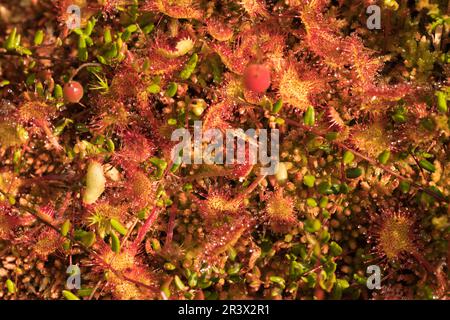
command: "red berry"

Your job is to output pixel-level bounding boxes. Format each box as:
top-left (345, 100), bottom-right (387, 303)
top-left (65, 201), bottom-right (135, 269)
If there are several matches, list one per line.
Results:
top-left (63, 81), bottom-right (84, 103)
top-left (243, 64), bottom-right (271, 93)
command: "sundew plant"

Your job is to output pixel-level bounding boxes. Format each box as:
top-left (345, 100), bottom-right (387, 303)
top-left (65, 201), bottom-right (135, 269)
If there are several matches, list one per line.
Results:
top-left (0, 0), bottom-right (448, 300)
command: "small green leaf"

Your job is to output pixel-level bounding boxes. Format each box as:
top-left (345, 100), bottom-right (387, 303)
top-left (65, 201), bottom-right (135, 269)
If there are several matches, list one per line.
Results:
top-left (104, 28), bottom-right (112, 44)
top-left (325, 132), bottom-right (338, 141)
top-left (78, 36), bottom-right (88, 61)
top-left (85, 18), bottom-right (97, 36)
top-left (188, 273), bottom-right (198, 287)
top-left (110, 231), bottom-right (120, 253)
top-left (303, 175), bottom-right (315, 188)
top-left (26, 74), bottom-right (36, 86)
top-left (269, 276), bottom-right (286, 289)
top-left (151, 238), bottom-right (161, 251)
top-left (149, 157), bottom-right (168, 179)
top-left (174, 275), bottom-right (187, 291)
top-left (272, 99), bottom-right (283, 113)
top-left (6, 279), bottom-right (16, 294)
top-left (77, 288), bottom-right (93, 297)
top-left (306, 198), bottom-right (318, 207)
top-left (125, 24), bottom-right (138, 33)
top-left (78, 47), bottom-right (88, 61)
top-left (110, 218), bottom-right (127, 236)
top-left (147, 83), bottom-right (160, 94)
top-left (63, 239), bottom-right (71, 251)
top-left (121, 30), bottom-right (131, 41)
top-left (339, 183), bottom-right (349, 194)
top-left (227, 263), bottom-right (241, 276)
top-left (329, 241), bottom-right (343, 256)
top-left (54, 84), bottom-right (63, 99)
top-left (164, 262), bottom-right (176, 271)
top-left (61, 219), bottom-right (71, 236)
top-left (304, 219), bottom-right (321, 233)
top-left (180, 53), bottom-right (198, 80)
top-left (392, 113), bottom-right (406, 123)
top-left (319, 197), bottom-right (328, 208)
top-left (343, 151), bottom-right (354, 164)
top-left (104, 43), bottom-right (118, 59)
top-left (78, 35), bottom-right (87, 49)
top-left (161, 281), bottom-right (172, 298)
top-left (106, 139), bottom-right (115, 152)
top-left (35, 81), bottom-right (44, 97)
top-left (165, 82), bottom-right (178, 97)
top-left (14, 34), bottom-right (21, 48)
top-left (170, 162), bottom-right (181, 173)
top-left (34, 30), bottom-right (44, 46)
top-left (378, 150), bottom-right (390, 164)
top-left (320, 230), bottom-right (331, 243)
top-left (317, 182), bottom-right (333, 195)
top-left (97, 56), bottom-right (108, 64)
top-left (142, 23), bottom-right (155, 34)
top-left (332, 278), bottom-right (349, 299)
top-left (399, 181), bottom-right (410, 193)
top-left (346, 167), bottom-right (362, 179)
top-left (73, 28), bottom-right (84, 36)
top-left (191, 101), bottom-right (205, 116)
top-left (16, 46), bottom-right (32, 56)
top-left (13, 150), bottom-right (21, 169)
top-left (78, 231), bottom-right (96, 248)
top-left (0, 80), bottom-right (10, 87)
top-left (228, 247), bottom-right (237, 261)
top-left (5, 28), bottom-right (17, 50)
top-left (62, 290), bottom-right (80, 300)
top-left (436, 91), bottom-right (448, 113)
top-left (304, 106), bottom-right (315, 126)
top-left (419, 159), bottom-right (436, 172)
